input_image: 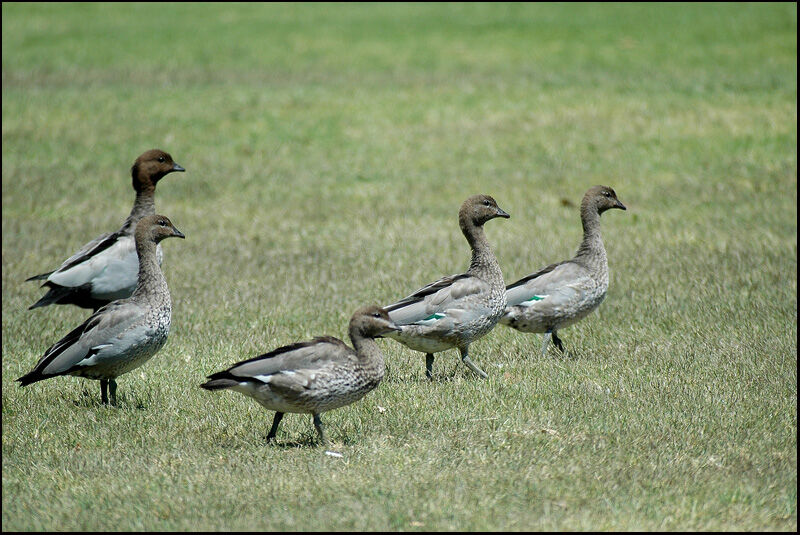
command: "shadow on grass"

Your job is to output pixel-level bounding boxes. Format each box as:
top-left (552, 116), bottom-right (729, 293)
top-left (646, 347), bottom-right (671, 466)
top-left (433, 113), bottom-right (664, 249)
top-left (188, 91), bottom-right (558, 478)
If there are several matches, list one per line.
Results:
top-left (69, 386), bottom-right (150, 410)
top-left (268, 437), bottom-right (323, 449)
top-left (383, 372), bottom-right (457, 385)
top-left (200, 421), bottom-right (326, 450)
top-left (383, 361), bottom-right (481, 384)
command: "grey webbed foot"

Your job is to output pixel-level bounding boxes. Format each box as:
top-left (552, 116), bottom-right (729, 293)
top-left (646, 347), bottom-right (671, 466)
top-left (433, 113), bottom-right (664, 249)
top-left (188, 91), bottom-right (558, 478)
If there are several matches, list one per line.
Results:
top-left (459, 347), bottom-right (488, 379)
top-left (541, 332), bottom-right (552, 357)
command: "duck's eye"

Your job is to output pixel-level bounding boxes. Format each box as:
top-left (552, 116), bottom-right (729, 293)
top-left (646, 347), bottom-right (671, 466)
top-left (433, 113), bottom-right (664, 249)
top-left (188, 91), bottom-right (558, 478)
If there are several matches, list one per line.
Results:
top-left (372, 312), bottom-right (382, 318)
top-left (159, 220), bottom-right (168, 226)
top-left (483, 200), bottom-right (492, 207)
top-left (603, 191), bottom-right (611, 197)
top-left (157, 156), bottom-right (165, 163)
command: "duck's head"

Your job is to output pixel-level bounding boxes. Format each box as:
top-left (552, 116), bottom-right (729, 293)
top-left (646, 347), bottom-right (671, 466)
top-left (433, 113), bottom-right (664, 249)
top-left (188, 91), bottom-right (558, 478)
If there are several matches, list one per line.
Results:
top-left (460, 194), bottom-right (511, 228)
top-left (350, 305), bottom-right (400, 338)
top-left (131, 149), bottom-right (185, 192)
top-left (583, 185), bottom-right (626, 215)
top-left (135, 214), bottom-right (186, 244)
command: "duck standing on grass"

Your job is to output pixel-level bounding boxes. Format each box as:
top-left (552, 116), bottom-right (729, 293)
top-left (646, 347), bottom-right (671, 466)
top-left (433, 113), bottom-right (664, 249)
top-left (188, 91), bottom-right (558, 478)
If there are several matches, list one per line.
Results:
top-left (501, 185), bottom-right (626, 356)
top-left (17, 215), bottom-right (185, 405)
top-left (200, 306), bottom-right (399, 447)
top-left (26, 149), bottom-right (185, 311)
top-left (382, 194), bottom-right (510, 380)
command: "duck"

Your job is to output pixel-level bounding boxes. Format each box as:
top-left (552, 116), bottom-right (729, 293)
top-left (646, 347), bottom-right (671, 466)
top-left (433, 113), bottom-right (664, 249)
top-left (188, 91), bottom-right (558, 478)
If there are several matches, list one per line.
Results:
top-left (17, 214), bottom-right (185, 405)
top-left (382, 194), bottom-right (510, 380)
top-left (200, 305), bottom-right (399, 446)
top-left (500, 185), bottom-right (626, 355)
top-left (26, 149), bottom-right (185, 311)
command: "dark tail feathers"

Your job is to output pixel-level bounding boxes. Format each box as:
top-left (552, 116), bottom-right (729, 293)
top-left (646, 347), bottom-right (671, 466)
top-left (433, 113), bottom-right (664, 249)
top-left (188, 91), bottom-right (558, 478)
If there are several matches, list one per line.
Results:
top-left (200, 373), bottom-right (240, 391)
top-left (28, 283), bottom-right (105, 311)
top-left (16, 370), bottom-right (46, 387)
top-left (26, 271), bottom-right (53, 282)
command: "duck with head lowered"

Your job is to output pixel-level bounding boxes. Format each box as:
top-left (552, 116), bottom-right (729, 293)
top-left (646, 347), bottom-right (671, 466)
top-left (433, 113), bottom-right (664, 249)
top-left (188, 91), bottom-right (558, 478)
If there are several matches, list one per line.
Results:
top-left (201, 305), bottom-right (399, 446)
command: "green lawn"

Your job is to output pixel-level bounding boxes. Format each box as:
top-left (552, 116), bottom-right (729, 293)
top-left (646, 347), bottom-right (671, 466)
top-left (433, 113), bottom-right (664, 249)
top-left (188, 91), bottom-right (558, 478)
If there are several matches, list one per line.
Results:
top-left (2, 2), bottom-right (796, 531)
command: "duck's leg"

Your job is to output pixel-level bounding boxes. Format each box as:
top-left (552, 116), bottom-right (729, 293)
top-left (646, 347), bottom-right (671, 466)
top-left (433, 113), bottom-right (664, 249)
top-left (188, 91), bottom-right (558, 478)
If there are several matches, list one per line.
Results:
top-left (425, 353), bottom-right (435, 380)
top-left (108, 379), bottom-right (118, 406)
top-left (312, 413), bottom-right (328, 446)
top-left (541, 331), bottom-right (553, 356)
top-left (266, 412), bottom-right (284, 442)
top-left (459, 346), bottom-right (488, 379)
top-left (551, 330), bottom-right (565, 353)
top-left (100, 379), bottom-right (109, 404)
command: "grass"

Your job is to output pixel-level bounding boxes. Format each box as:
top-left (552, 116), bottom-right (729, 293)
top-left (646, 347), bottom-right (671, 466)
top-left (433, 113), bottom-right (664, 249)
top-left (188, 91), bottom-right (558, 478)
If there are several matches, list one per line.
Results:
top-left (2, 2), bottom-right (797, 531)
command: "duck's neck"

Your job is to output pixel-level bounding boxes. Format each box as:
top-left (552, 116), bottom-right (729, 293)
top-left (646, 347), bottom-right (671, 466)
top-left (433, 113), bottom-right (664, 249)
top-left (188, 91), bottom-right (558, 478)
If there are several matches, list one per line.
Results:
top-left (461, 220), bottom-right (502, 282)
top-left (122, 185), bottom-right (156, 234)
top-left (132, 237), bottom-right (168, 302)
top-left (574, 204), bottom-right (607, 269)
top-left (349, 331), bottom-right (387, 377)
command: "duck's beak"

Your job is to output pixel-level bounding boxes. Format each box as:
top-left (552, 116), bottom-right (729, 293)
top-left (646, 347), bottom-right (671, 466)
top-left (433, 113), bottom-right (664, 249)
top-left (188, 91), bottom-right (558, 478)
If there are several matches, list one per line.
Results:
top-left (496, 207), bottom-right (511, 219)
top-left (172, 226), bottom-right (186, 239)
top-left (615, 200), bottom-right (627, 210)
top-left (379, 321), bottom-right (401, 337)
top-left (172, 163), bottom-right (185, 173)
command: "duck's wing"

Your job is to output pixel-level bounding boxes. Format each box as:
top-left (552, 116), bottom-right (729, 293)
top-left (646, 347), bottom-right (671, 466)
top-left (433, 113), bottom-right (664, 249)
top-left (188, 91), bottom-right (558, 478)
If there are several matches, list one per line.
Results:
top-left (26, 230), bottom-right (122, 282)
top-left (384, 273), bottom-right (491, 326)
top-left (27, 230), bottom-right (148, 309)
top-left (201, 336), bottom-right (352, 392)
top-left (17, 300), bottom-right (144, 384)
top-left (505, 260), bottom-right (593, 311)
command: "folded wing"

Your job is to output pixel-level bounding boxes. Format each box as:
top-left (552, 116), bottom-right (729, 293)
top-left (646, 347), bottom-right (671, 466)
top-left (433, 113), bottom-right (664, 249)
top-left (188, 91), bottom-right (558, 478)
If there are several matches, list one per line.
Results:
top-left (17, 301), bottom-right (144, 384)
top-left (385, 273), bottom-right (491, 326)
top-left (202, 337), bottom-right (353, 391)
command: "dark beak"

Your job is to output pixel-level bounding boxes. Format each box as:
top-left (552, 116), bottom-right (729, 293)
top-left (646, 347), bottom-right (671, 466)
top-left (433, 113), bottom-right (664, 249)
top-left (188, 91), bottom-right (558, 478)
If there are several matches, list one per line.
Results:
top-left (172, 227), bottom-right (186, 239)
top-left (615, 200), bottom-right (627, 210)
top-left (496, 207), bottom-right (511, 219)
top-left (172, 163), bottom-right (185, 173)
top-left (379, 322), bottom-right (401, 337)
